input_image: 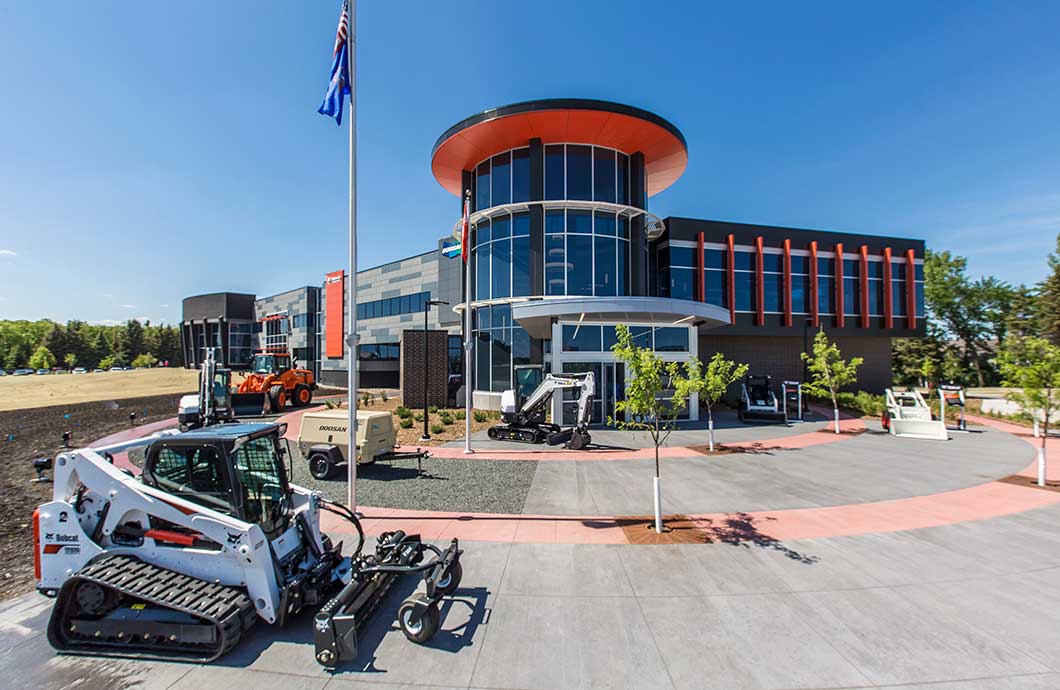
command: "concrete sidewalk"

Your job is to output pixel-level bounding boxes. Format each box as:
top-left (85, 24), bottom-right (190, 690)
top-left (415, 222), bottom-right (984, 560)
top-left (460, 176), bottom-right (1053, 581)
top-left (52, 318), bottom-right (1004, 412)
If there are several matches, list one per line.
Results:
top-left (6, 502), bottom-right (1060, 690)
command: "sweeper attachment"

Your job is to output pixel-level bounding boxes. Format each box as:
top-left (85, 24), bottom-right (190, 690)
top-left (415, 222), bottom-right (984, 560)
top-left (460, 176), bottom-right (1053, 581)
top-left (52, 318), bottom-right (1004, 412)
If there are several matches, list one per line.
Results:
top-left (737, 375), bottom-right (786, 423)
top-left (882, 388), bottom-right (949, 440)
top-left (35, 421), bottom-right (462, 666)
top-left (489, 366), bottom-right (594, 449)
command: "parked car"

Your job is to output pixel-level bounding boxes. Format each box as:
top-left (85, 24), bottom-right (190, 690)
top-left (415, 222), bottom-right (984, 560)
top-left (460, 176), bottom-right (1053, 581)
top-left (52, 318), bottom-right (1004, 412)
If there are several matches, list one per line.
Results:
top-left (93, 368), bottom-right (105, 373)
top-left (72, 367), bottom-right (87, 374)
top-left (36, 369), bottom-right (50, 375)
top-left (123, 366), bottom-right (134, 371)
top-left (13, 368), bottom-right (34, 376)
top-left (0, 369), bottom-right (6, 376)
top-left (109, 367), bottom-right (123, 372)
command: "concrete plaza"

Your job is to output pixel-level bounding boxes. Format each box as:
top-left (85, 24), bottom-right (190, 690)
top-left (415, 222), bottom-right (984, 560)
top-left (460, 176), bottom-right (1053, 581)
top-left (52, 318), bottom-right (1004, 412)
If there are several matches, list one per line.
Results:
top-left (4, 415), bottom-right (1060, 689)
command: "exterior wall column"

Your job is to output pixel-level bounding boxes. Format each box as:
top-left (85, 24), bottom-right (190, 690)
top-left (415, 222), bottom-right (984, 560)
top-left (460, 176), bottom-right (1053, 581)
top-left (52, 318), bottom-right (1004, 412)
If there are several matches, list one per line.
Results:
top-left (629, 152), bottom-right (648, 296)
top-left (809, 241), bottom-right (819, 328)
top-left (859, 245), bottom-right (870, 329)
top-left (726, 234), bottom-right (736, 325)
top-left (883, 247), bottom-right (894, 328)
top-left (834, 242), bottom-right (845, 328)
top-left (696, 232), bottom-right (705, 302)
top-left (754, 236), bottom-right (765, 326)
top-left (783, 238), bottom-right (793, 327)
top-left (906, 248), bottom-right (917, 329)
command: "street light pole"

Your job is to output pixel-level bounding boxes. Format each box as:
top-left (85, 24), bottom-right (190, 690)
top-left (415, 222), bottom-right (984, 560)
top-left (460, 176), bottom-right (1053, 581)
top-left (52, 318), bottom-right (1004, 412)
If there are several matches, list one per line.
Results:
top-left (421, 299), bottom-right (449, 441)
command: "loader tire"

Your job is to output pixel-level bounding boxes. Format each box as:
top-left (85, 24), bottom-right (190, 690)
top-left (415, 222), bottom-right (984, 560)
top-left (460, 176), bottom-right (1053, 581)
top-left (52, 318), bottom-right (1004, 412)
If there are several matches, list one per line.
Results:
top-left (294, 384), bottom-right (313, 407)
top-left (268, 385), bottom-right (286, 413)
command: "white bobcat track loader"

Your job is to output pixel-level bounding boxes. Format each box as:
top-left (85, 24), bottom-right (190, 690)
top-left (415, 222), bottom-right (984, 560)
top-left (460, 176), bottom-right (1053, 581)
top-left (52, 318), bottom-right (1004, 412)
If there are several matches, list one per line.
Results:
top-left (34, 421), bottom-right (462, 667)
top-left (882, 388), bottom-right (949, 441)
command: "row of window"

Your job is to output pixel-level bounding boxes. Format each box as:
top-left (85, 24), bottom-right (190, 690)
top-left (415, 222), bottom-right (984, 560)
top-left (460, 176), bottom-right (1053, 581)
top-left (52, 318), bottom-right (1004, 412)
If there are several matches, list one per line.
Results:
top-left (472, 304), bottom-right (531, 393)
top-left (660, 245), bottom-right (925, 318)
top-left (358, 342), bottom-right (400, 361)
top-left (292, 313), bottom-right (317, 329)
top-left (473, 145), bottom-right (632, 212)
top-left (561, 324), bottom-right (690, 353)
top-left (544, 209), bottom-right (631, 298)
top-left (355, 291), bottom-right (431, 321)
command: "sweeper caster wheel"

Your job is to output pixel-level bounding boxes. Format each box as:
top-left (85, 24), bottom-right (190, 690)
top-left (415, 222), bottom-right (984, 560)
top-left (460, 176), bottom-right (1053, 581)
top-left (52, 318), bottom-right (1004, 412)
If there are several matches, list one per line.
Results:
top-left (433, 560), bottom-right (462, 596)
top-left (398, 595), bottom-right (440, 644)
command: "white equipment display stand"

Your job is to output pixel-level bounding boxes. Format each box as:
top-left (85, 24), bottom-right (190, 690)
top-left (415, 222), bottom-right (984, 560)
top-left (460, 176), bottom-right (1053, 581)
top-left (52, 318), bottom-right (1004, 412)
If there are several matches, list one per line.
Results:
top-left (884, 388), bottom-right (949, 441)
top-left (781, 381), bottom-right (803, 424)
top-left (939, 384), bottom-right (968, 432)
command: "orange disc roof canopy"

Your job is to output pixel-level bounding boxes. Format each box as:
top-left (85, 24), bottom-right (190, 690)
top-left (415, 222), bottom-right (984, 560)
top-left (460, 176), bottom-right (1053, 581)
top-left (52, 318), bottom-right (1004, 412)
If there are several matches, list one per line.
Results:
top-left (431, 99), bottom-right (687, 199)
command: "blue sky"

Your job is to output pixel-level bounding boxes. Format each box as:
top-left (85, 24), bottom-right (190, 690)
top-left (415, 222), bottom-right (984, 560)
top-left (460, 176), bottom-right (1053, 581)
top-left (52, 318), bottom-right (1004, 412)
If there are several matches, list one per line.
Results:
top-left (1, 1), bottom-right (1058, 325)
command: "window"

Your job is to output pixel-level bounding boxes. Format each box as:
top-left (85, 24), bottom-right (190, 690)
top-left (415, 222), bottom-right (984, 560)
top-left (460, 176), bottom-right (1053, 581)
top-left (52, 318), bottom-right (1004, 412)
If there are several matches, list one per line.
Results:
top-left (653, 327), bottom-right (689, 352)
top-left (448, 335), bottom-right (462, 376)
top-left (566, 145), bottom-right (592, 200)
top-left (358, 343), bottom-right (399, 360)
top-left (562, 324), bottom-right (602, 352)
top-left (704, 248), bottom-right (728, 308)
top-left (733, 249), bottom-right (756, 312)
top-left (475, 160), bottom-right (490, 211)
top-left (595, 235), bottom-right (617, 296)
top-left (593, 147), bottom-right (616, 203)
top-left (151, 446), bottom-right (231, 515)
top-left (817, 257), bottom-right (835, 315)
top-left (545, 235), bottom-right (565, 295)
top-left (617, 154), bottom-right (629, 205)
top-left (491, 152), bottom-right (510, 206)
top-left (544, 145), bottom-right (564, 200)
top-left (791, 253), bottom-right (810, 314)
top-left (356, 291), bottom-right (430, 321)
top-left (567, 235), bottom-right (593, 296)
top-left (472, 304), bottom-right (527, 393)
top-left (511, 148), bottom-right (530, 203)
top-left (234, 437), bottom-right (289, 537)
top-left (866, 259), bottom-right (884, 317)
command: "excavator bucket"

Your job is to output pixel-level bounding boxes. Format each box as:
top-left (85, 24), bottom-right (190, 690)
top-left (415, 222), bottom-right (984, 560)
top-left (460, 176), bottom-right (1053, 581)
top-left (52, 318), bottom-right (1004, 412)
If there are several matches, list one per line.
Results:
top-left (231, 392), bottom-right (269, 417)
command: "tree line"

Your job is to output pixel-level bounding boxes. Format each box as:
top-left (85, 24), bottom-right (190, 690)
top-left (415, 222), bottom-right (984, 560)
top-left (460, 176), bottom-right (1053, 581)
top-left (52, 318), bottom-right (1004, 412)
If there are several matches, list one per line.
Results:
top-left (892, 232), bottom-right (1060, 388)
top-left (1, 319), bottom-right (184, 371)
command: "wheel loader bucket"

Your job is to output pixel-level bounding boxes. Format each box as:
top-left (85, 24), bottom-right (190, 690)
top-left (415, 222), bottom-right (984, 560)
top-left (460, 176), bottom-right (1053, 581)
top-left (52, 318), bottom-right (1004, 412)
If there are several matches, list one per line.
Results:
top-left (231, 392), bottom-right (269, 417)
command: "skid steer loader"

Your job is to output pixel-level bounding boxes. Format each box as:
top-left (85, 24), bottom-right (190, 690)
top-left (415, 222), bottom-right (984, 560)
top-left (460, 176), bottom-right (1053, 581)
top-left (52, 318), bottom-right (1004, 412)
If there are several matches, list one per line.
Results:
top-left (34, 421), bottom-right (462, 667)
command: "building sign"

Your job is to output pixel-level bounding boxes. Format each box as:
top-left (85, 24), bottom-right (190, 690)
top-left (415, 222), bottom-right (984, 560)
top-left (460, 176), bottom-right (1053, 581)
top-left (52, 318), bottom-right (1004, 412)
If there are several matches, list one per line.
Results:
top-left (441, 240), bottom-right (462, 259)
top-left (325, 270), bottom-right (345, 358)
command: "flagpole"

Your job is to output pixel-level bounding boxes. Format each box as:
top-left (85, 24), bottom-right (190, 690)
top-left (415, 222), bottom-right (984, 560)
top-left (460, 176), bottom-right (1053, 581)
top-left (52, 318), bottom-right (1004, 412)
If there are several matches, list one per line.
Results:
top-left (345, 0), bottom-right (358, 509)
top-left (463, 193), bottom-right (474, 455)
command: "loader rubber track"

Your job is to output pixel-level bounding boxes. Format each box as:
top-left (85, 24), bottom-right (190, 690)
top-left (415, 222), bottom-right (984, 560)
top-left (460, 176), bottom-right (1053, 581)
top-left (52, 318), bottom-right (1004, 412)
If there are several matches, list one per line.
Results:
top-left (47, 554), bottom-right (256, 663)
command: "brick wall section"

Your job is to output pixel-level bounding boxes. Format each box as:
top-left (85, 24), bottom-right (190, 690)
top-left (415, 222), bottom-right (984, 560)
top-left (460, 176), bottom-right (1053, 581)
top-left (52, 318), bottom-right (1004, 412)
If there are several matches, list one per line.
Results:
top-left (698, 334), bottom-right (893, 399)
top-left (400, 330), bottom-right (450, 408)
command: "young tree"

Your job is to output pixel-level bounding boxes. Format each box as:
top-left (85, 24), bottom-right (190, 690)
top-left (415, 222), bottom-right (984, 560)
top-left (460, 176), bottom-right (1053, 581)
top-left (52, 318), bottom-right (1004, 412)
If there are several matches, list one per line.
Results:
top-left (609, 324), bottom-right (697, 533)
top-left (63, 352), bottom-right (77, 370)
top-left (687, 352), bottom-right (748, 452)
top-left (1038, 233), bottom-right (1060, 345)
top-left (998, 337), bottom-right (1060, 487)
top-left (131, 352), bottom-right (158, 368)
top-left (28, 345), bottom-right (56, 370)
top-left (801, 329), bottom-right (863, 433)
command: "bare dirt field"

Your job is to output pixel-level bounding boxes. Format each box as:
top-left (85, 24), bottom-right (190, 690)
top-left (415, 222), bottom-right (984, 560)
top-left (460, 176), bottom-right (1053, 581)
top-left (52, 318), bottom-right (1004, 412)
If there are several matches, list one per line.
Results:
top-left (0, 393), bottom-right (183, 599)
top-left (0, 368), bottom-right (199, 412)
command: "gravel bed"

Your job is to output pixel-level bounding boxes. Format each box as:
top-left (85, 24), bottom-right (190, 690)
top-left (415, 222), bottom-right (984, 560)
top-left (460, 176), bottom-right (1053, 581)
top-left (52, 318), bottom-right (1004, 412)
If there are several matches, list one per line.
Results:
top-left (289, 446), bottom-right (536, 514)
top-left (128, 443), bottom-right (537, 515)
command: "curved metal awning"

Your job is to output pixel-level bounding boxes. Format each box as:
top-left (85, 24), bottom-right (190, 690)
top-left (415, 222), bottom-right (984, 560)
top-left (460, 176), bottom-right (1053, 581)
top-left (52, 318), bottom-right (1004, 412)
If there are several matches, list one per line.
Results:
top-left (510, 296), bottom-right (731, 339)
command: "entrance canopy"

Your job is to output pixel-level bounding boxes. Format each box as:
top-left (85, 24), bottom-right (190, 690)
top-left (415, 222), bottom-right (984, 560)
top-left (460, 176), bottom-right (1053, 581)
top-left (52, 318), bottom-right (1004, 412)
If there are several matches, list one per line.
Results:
top-left (510, 296), bottom-right (731, 339)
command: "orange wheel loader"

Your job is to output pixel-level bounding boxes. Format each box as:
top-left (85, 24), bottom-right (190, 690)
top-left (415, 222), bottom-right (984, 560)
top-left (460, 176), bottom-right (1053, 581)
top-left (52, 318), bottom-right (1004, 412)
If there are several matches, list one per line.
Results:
top-left (231, 349), bottom-right (316, 415)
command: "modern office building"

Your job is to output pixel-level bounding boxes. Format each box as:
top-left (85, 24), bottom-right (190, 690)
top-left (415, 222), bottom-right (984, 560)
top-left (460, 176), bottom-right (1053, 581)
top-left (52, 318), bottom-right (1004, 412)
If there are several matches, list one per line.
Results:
top-left (186, 99), bottom-right (925, 422)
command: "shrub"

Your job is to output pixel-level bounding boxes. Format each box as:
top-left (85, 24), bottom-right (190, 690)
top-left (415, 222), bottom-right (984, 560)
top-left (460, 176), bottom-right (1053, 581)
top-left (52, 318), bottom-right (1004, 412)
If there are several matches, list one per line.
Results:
top-left (428, 405), bottom-right (438, 414)
top-left (131, 353), bottom-right (157, 369)
top-left (473, 410), bottom-right (488, 423)
top-left (361, 392), bottom-right (372, 406)
top-left (430, 422), bottom-right (445, 434)
top-left (487, 410), bottom-right (501, 420)
top-left (395, 406), bottom-right (412, 419)
top-left (455, 409), bottom-right (466, 420)
top-left (399, 417), bottom-right (413, 429)
top-left (414, 413), bottom-right (424, 422)
top-left (830, 391), bottom-right (885, 417)
top-left (439, 412), bottom-right (453, 426)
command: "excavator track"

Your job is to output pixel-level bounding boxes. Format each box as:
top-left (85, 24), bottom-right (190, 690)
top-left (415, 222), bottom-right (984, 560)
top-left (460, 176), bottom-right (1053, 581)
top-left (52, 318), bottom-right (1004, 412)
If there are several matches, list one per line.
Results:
top-left (47, 555), bottom-right (256, 663)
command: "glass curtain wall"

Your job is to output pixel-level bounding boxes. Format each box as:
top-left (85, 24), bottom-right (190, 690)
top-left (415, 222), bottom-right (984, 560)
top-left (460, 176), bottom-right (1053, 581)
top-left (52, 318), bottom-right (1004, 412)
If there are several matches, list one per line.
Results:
top-left (762, 252), bottom-right (783, 313)
top-left (472, 303), bottom-right (531, 393)
top-left (543, 209), bottom-right (630, 297)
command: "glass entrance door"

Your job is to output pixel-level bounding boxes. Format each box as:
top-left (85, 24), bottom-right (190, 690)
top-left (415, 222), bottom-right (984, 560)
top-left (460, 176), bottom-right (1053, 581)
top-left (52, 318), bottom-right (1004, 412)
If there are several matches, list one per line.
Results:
top-left (561, 361), bottom-right (624, 427)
